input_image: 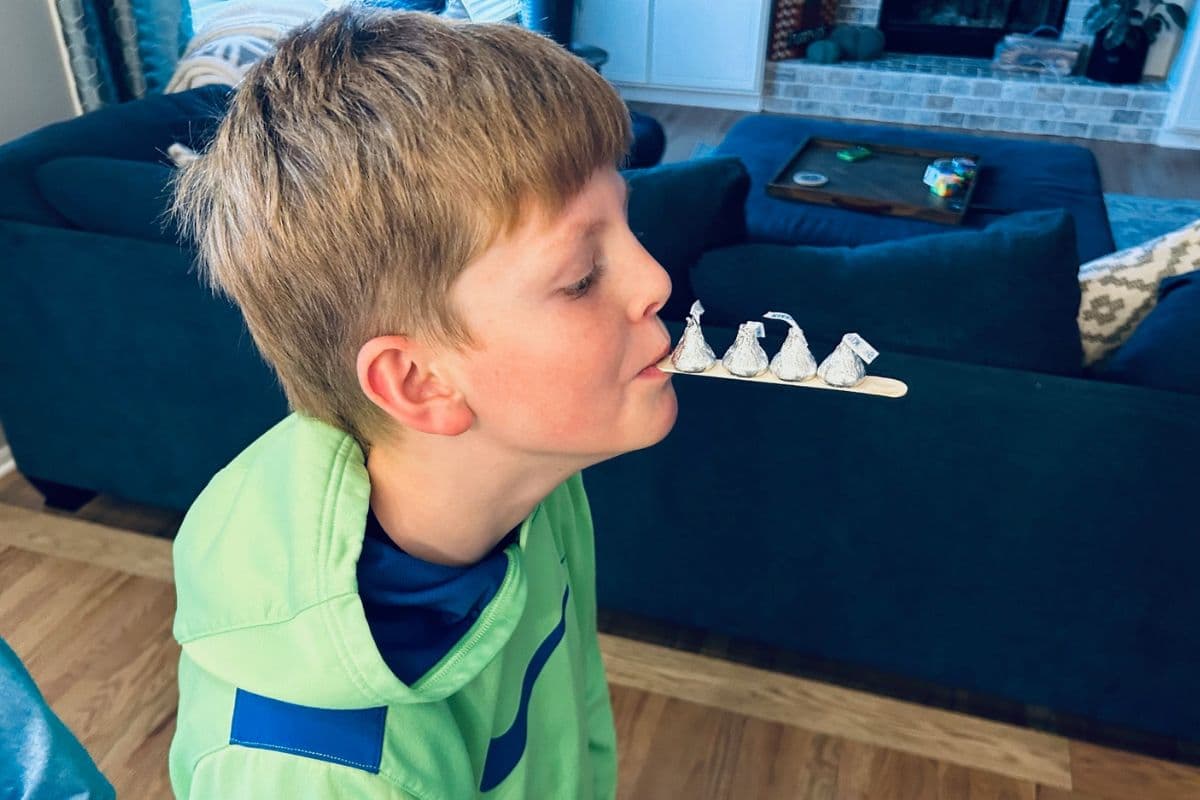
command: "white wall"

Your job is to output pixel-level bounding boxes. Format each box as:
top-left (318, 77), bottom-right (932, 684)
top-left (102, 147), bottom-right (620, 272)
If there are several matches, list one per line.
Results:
top-left (0, 0), bottom-right (81, 145)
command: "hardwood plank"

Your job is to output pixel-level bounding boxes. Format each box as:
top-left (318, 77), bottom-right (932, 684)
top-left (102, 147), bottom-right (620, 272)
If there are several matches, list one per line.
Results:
top-left (938, 762), bottom-right (1038, 799)
top-left (600, 633), bottom-right (1073, 789)
top-left (0, 548), bottom-right (177, 798)
top-left (0, 501), bottom-right (173, 582)
top-left (1037, 787), bottom-right (1106, 800)
top-left (614, 682), bottom-right (1041, 800)
top-left (0, 469), bottom-right (49, 510)
top-left (0, 549), bottom-right (123, 660)
top-left (1070, 740), bottom-right (1200, 800)
top-left (0, 470), bottom-right (182, 537)
top-left (729, 715), bottom-right (843, 799)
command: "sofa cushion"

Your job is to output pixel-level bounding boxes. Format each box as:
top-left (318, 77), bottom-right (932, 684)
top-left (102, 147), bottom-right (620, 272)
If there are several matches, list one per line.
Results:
top-left (1090, 270), bottom-right (1200, 395)
top-left (691, 209), bottom-right (1083, 375)
top-left (36, 158), bottom-right (176, 243)
top-left (1078, 218), bottom-right (1200, 366)
top-left (622, 156), bottom-right (749, 321)
top-left (714, 115), bottom-right (1115, 264)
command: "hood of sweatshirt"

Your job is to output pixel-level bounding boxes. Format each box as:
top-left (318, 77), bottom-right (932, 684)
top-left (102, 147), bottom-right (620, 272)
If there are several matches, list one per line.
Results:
top-left (172, 413), bottom-right (533, 709)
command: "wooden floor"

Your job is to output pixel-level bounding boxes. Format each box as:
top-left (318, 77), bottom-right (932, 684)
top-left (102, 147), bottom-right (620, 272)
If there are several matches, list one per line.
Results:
top-left (627, 101), bottom-right (1200, 199)
top-left (3, 471), bottom-right (1200, 799)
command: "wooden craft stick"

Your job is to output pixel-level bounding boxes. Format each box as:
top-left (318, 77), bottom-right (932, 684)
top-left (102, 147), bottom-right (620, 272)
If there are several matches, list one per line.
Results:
top-left (656, 357), bottom-right (909, 399)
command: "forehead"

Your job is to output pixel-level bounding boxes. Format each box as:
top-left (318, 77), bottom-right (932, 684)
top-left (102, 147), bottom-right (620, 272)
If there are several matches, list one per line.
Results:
top-left (526, 167), bottom-right (627, 243)
top-left (460, 168), bottom-right (627, 284)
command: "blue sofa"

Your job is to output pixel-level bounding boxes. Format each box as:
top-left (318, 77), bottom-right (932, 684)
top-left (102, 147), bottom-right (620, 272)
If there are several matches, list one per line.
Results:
top-left (1, 92), bottom-right (1196, 758)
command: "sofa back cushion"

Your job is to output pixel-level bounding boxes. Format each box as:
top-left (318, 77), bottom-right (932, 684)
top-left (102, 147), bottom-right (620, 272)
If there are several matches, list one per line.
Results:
top-left (691, 209), bottom-right (1084, 375)
top-left (622, 156), bottom-right (750, 321)
top-left (36, 158), bottom-right (176, 243)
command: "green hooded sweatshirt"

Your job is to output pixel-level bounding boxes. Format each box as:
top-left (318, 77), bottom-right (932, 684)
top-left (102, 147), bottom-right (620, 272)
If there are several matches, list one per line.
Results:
top-left (169, 414), bottom-right (617, 799)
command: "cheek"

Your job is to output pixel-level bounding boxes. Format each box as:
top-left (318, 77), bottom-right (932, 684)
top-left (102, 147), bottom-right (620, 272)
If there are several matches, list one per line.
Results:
top-left (470, 314), bottom-right (627, 432)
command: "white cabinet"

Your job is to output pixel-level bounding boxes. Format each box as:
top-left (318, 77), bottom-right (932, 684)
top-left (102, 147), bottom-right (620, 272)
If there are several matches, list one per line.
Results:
top-left (574, 0), bottom-right (651, 84)
top-left (648, 0), bottom-right (767, 91)
top-left (1166, 13), bottom-right (1200, 133)
top-left (575, 0), bottom-right (771, 110)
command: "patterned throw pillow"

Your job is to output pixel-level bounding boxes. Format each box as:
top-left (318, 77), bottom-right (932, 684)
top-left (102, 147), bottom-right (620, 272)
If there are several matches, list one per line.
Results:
top-left (166, 0), bottom-right (328, 93)
top-left (1078, 219), bottom-right (1200, 366)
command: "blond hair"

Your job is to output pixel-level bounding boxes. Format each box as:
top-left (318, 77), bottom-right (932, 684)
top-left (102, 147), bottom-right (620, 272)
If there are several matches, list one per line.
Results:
top-left (173, 7), bottom-right (632, 447)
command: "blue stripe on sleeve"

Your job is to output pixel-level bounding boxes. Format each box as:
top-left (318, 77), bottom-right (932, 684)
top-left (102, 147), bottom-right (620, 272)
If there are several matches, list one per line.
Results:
top-left (230, 689), bottom-right (387, 774)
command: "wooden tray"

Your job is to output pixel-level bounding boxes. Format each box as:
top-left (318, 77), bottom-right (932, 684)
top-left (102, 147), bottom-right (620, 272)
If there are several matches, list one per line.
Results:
top-left (767, 137), bottom-right (982, 225)
top-left (656, 357), bottom-right (908, 399)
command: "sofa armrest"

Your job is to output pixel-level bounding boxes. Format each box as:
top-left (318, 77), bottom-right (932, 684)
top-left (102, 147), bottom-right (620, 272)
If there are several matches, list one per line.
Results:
top-left (0, 221), bottom-right (286, 509)
top-left (0, 85), bottom-right (230, 229)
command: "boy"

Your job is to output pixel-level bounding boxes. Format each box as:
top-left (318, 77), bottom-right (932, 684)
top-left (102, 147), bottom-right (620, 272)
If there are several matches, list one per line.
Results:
top-left (168, 6), bottom-right (676, 800)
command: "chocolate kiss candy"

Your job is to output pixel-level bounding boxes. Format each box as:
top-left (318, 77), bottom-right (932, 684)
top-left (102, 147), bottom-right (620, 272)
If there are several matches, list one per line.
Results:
top-left (671, 300), bottom-right (716, 373)
top-left (763, 311), bottom-right (816, 381)
top-left (722, 321), bottom-right (769, 377)
top-left (817, 341), bottom-right (866, 387)
top-left (818, 333), bottom-right (878, 387)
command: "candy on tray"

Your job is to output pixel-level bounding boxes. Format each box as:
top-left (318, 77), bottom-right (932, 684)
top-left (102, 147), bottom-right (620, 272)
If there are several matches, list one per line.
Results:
top-left (818, 332), bottom-right (879, 387)
top-left (722, 321), bottom-right (769, 377)
top-left (762, 311), bottom-right (817, 382)
top-left (670, 300), bottom-right (716, 373)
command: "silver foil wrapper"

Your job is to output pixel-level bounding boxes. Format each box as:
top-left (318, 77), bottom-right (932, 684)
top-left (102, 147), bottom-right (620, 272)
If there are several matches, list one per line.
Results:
top-left (722, 322), bottom-right (769, 377)
top-left (671, 301), bottom-right (716, 373)
top-left (817, 341), bottom-right (867, 387)
top-left (766, 322), bottom-right (817, 382)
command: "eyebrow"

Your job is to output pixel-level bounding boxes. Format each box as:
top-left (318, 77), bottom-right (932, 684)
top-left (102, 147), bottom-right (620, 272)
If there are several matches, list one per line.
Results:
top-left (545, 179), bottom-right (629, 284)
top-left (567, 178), bottom-right (628, 236)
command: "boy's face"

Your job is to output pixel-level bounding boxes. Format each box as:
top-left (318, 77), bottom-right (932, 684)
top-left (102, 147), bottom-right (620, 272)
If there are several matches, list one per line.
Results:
top-left (443, 166), bottom-right (677, 464)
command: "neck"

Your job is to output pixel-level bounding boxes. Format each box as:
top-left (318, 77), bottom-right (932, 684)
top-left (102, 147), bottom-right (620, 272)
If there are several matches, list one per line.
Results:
top-left (365, 430), bottom-right (581, 566)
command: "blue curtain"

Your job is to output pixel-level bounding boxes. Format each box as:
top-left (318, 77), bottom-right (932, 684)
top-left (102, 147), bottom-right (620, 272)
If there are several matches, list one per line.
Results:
top-left (55, 0), bottom-right (193, 111)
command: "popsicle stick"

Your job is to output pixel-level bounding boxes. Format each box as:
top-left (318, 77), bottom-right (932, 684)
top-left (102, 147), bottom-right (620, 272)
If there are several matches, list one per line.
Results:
top-left (657, 357), bottom-right (908, 399)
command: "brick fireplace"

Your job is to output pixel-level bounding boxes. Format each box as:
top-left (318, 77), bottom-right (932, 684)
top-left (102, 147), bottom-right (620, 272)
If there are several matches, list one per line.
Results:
top-left (833, 0), bottom-right (1091, 37)
top-left (763, 0), bottom-right (1172, 143)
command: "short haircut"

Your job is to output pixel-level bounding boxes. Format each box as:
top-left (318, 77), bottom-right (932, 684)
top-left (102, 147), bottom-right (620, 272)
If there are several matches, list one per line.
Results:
top-left (173, 7), bottom-right (632, 446)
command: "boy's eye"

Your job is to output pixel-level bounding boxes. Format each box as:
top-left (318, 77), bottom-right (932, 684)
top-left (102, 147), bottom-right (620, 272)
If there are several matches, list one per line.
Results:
top-left (563, 260), bottom-right (606, 299)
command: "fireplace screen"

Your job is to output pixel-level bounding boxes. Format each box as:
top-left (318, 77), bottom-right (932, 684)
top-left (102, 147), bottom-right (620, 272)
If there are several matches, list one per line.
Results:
top-left (880, 0), bottom-right (1068, 56)
top-left (892, 0), bottom-right (1010, 29)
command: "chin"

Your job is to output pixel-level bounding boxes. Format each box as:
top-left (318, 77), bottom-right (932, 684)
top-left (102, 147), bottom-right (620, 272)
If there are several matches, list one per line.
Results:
top-left (628, 381), bottom-right (679, 453)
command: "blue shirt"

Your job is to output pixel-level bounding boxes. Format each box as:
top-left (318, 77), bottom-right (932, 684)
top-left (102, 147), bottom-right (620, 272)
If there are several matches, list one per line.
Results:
top-left (356, 510), bottom-right (519, 685)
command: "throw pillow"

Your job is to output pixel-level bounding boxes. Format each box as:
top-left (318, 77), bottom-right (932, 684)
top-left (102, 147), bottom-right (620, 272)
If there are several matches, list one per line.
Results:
top-left (691, 209), bottom-right (1084, 376)
top-left (622, 156), bottom-right (750, 321)
top-left (166, 0), bottom-right (327, 93)
top-left (1078, 218), bottom-right (1200, 365)
top-left (1089, 270), bottom-right (1200, 395)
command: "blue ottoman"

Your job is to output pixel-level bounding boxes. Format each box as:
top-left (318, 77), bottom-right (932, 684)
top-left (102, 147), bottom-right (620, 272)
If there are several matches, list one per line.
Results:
top-left (715, 115), bottom-right (1116, 264)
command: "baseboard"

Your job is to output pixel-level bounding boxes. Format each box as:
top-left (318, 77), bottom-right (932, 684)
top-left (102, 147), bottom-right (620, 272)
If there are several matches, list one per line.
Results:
top-left (0, 446), bottom-right (13, 479)
top-left (1155, 128), bottom-right (1200, 150)
top-left (613, 83), bottom-right (763, 112)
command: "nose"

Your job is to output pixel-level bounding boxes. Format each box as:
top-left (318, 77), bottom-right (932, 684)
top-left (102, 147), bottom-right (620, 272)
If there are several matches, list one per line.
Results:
top-left (628, 242), bottom-right (673, 322)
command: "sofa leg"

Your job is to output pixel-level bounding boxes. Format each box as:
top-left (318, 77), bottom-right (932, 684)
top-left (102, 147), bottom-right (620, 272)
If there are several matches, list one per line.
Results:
top-left (27, 477), bottom-right (97, 512)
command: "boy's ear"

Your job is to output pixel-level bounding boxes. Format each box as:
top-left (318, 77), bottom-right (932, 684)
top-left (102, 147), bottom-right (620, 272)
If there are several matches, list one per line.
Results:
top-left (356, 335), bottom-right (474, 436)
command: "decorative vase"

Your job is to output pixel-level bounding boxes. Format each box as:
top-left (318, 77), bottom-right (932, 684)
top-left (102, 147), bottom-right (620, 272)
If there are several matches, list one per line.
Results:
top-left (1086, 26), bottom-right (1151, 84)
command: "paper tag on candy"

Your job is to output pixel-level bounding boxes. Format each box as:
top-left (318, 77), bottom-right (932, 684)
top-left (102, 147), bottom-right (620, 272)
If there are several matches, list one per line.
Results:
top-left (763, 311), bottom-right (798, 328)
top-left (749, 321), bottom-right (765, 338)
top-left (690, 300), bottom-right (706, 318)
top-left (843, 333), bottom-right (879, 364)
